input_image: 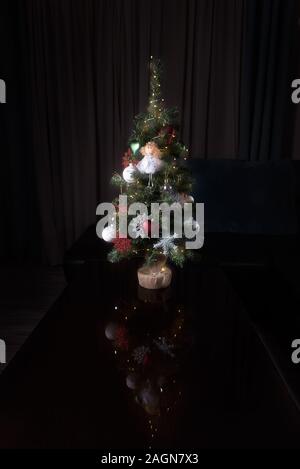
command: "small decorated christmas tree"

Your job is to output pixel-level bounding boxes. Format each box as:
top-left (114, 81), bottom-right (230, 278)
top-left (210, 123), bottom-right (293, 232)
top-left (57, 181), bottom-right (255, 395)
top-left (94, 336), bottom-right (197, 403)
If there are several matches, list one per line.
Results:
top-left (102, 58), bottom-right (198, 280)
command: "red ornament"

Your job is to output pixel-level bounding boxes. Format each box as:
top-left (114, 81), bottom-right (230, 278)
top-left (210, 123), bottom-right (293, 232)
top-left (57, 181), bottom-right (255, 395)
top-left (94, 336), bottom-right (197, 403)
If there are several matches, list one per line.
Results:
top-left (122, 148), bottom-right (135, 168)
top-left (167, 131), bottom-right (176, 145)
top-left (113, 237), bottom-right (132, 253)
top-left (143, 354), bottom-right (150, 366)
top-left (115, 326), bottom-right (129, 351)
top-left (159, 125), bottom-right (176, 145)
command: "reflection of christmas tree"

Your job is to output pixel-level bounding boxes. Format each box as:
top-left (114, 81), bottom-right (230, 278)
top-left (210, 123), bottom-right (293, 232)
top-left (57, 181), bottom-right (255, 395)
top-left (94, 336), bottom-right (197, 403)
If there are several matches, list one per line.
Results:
top-left (104, 295), bottom-right (193, 446)
top-left (102, 58), bottom-right (197, 268)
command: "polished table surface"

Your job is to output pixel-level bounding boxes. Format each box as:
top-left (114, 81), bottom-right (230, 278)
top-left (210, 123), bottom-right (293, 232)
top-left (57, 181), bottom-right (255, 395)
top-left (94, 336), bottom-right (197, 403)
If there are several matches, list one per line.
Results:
top-left (0, 259), bottom-right (299, 449)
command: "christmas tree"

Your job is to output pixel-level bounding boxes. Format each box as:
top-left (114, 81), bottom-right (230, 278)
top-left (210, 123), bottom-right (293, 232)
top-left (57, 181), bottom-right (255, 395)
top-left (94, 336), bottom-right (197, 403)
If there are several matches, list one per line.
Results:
top-left (104, 58), bottom-right (197, 268)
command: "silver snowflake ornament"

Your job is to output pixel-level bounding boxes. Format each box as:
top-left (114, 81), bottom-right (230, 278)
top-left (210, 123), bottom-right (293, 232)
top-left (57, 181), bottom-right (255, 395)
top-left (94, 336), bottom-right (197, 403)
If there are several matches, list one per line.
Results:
top-left (130, 213), bottom-right (149, 239)
top-left (153, 233), bottom-right (179, 255)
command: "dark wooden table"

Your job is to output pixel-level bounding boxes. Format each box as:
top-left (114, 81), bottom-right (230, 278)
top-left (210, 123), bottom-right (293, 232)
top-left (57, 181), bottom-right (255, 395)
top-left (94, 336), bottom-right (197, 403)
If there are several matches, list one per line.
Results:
top-left (0, 259), bottom-right (299, 449)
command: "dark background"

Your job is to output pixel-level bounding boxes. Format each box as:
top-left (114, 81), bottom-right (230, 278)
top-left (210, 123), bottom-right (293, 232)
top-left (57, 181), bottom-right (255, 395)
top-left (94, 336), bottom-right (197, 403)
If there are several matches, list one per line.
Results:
top-left (1, 0), bottom-right (300, 264)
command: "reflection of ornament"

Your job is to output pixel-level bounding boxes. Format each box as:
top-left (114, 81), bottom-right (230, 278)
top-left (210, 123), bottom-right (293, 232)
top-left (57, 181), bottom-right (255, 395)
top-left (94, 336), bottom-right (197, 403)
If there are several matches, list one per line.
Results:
top-left (102, 225), bottom-right (115, 242)
top-left (154, 337), bottom-right (175, 358)
top-left (115, 326), bottom-right (129, 350)
top-left (105, 322), bottom-right (118, 340)
top-left (153, 234), bottom-right (179, 255)
top-left (130, 141), bottom-right (140, 155)
top-left (123, 163), bottom-right (136, 183)
top-left (133, 346), bottom-right (150, 364)
top-left (126, 373), bottom-right (138, 390)
top-left (139, 386), bottom-right (159, 415)
top-left (157, 375), bottom-right (167, 388)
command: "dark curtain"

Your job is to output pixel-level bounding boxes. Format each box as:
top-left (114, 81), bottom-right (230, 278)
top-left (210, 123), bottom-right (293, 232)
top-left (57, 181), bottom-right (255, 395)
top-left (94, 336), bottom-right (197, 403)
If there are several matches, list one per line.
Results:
top-left (290, 0), bottom-right (300, 160)
top-left (22, 0), bottom-right (244, 264)
top-left (0, 1), bottom-right (40, 260)
top-left (239, 0), bottom-right (296, 161)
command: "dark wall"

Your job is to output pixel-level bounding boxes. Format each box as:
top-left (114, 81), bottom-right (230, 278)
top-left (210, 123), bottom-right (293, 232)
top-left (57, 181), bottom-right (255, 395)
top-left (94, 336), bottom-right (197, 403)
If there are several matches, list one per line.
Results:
top-left (0, 1), bottom-right (41, 260)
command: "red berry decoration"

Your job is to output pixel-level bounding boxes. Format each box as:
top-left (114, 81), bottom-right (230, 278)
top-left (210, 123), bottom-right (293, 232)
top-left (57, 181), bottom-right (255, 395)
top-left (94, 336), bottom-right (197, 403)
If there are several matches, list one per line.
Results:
top-left (122, 148), bottom-right (136, 168)
top-left (113, 237), bottom-right (132, 253)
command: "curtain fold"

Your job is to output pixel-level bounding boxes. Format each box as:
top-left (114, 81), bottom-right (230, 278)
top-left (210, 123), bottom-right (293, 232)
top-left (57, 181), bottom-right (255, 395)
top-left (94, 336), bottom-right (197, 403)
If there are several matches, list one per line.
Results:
top-left (239, 0), bottom-right (296, 161)
top-left (0, 1), bottom-right (40, 260)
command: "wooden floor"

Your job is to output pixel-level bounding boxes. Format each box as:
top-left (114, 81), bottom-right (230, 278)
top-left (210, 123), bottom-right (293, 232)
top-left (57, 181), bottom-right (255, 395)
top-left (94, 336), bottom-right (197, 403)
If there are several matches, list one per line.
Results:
top-left (0, 263), bottom-right (66, 373)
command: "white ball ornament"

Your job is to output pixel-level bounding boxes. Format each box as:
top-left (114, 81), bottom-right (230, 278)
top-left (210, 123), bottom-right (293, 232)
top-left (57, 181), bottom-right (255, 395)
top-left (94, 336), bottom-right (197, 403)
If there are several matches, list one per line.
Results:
top-left (105, 322), bottom-right (118, 340)
top-left (126, 373), bottom-right (138, 390)
top-left (139, 387), bottom-right (159, 414)
top-left (123, 163), bottom-right (136, 184)
top-left (178, 193), bottom-right (194, 205)
top-left (101, 225), bottom-right (115, 242)
top-left (193, 219), bottom-right (200, 233)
